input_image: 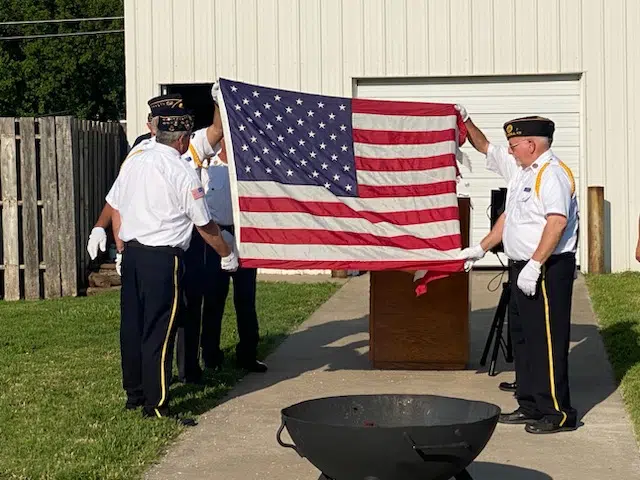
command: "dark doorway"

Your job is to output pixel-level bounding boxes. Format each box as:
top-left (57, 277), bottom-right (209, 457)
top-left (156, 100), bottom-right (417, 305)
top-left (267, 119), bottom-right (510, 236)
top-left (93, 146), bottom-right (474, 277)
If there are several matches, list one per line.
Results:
top-left (162, 83), bottom-right (215, 131)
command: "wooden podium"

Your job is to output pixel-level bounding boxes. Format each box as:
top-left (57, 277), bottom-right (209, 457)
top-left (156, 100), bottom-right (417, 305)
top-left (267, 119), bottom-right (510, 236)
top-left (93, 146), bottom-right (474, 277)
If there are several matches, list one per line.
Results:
top-left (368, 197), bottom-right (471, 370)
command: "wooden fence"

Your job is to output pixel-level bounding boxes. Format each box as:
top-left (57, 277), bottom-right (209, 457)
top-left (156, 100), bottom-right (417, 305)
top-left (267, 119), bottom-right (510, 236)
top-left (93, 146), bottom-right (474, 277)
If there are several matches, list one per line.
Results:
top-left (0, 116), bottom-right (128, 300)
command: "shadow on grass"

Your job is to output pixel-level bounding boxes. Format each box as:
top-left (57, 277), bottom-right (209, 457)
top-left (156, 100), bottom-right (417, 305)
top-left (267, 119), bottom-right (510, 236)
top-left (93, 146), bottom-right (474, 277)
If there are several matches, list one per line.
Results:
top-left (168, 335), bottom-right (289, 416)
top-left (598, 321), bottom-right (640, 386)
top-left (167, 317), bottom-right (370, 417)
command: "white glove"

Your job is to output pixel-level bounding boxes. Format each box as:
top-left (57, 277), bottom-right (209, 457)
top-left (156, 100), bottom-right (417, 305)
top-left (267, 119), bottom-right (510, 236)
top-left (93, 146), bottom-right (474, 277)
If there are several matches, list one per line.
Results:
top-left (458, 244), bottom-right (486, 272)
top-left (211, 81), bottom-right (220, 103)
top-left (517, 259), bottom-right (541, 296)
top-left (454, 104), bottom-right (469, 122)
top-left (115, 252), bottom-right (122, 276)
top-left (221, 250), bottom-right (239, 272)
top-left (87, 227), bottom-right (107, 260)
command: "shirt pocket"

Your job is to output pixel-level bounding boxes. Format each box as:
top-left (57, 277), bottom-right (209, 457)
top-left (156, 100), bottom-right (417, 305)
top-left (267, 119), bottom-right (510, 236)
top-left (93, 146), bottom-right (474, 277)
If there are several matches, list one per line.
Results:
top-left (514, 189), bottom-right (534, 222)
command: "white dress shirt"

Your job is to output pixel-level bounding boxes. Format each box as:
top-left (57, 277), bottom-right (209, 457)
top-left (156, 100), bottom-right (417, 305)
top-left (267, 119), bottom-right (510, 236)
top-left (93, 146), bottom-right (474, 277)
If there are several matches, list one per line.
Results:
top-left (182, 128), bottom-right (219, 171)
top-left (179, 128), bottom-right (232, 225)
top-left (121, 136), bottom-right (156, 165)
top-left (106, 140), bottom-right (211, 251)
top-left (486, 144), bottom-right (579, 261)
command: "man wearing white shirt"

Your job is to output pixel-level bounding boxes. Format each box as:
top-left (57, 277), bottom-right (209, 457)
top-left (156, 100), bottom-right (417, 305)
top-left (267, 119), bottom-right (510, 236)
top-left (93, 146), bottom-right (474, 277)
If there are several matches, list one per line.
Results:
top-left (200, 138), bottom-right (267, 373)
top-left (86, 93), bottom-right (182, 265)
top-left (457, 106), bottom-right (579, 435)
top-left (105, 108), bottom-right (237, 424)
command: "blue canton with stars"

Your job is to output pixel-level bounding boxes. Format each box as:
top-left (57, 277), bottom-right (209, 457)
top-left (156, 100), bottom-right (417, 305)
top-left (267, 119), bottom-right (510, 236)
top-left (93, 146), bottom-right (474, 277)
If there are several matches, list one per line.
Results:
top-left (220, 78), bottom-right (358, 197)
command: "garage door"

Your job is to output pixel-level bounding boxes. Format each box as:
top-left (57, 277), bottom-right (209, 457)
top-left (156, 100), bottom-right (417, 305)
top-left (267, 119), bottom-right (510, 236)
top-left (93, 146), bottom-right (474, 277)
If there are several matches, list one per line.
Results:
top-left (355, 75), bottom-right (582, 268)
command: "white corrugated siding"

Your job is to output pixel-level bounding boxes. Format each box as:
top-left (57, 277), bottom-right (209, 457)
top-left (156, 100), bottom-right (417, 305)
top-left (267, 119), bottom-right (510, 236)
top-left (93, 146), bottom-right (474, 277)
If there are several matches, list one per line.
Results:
top-left (124, 0), bottom-right (640, 273)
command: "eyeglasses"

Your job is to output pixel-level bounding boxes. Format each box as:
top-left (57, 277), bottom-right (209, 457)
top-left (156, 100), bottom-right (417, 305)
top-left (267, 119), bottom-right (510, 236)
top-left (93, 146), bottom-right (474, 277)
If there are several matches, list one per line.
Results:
top-left (508, 139), bottom-right (530, 150)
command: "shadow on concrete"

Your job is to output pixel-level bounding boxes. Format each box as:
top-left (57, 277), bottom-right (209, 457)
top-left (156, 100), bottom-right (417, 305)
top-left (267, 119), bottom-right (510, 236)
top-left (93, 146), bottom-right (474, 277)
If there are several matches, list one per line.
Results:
top-left (469, 316), bottom-right (619, 425)
top-left (468, 462), bottom-right (553, 479)
top-left (169, 277), bottom-right (620, 428)
top-left (312, 462), bottom-right (552, 480)
top-left (169, 315), bottom-right (371, 415)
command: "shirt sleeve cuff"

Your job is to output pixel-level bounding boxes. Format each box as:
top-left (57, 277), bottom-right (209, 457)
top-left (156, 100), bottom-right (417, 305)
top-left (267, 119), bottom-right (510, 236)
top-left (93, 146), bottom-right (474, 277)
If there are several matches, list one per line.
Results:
top-left (105, 194), bottom-right (118, 210)
top-left (544, 208), bottom-right (568, 217)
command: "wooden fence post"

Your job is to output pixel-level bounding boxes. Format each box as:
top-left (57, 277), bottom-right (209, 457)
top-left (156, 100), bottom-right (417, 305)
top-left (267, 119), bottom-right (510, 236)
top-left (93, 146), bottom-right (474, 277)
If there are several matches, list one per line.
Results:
top-left (0, 118), bottom-right (20, 300)
top-left (40, 117), bottom-right (62, 298)
top-left (19, 118), bottom-right (41, 299)
top-left (55, 116), bottom-right (78, 297)
top-left (588, 185), bottom-right (605, 274)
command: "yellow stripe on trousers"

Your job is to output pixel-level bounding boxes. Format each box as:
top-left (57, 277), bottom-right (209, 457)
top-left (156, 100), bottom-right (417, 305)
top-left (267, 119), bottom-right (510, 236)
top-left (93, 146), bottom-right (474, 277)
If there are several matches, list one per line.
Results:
top-left (541, 267), bottom-right (568, 427)
top-left (158, 256), bottom-right (179, 411)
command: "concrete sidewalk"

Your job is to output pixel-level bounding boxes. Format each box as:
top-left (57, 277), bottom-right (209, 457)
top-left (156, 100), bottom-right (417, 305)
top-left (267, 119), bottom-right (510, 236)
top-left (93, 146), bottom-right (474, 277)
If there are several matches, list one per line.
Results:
top-left (146, 272), bottom-right (640, 480)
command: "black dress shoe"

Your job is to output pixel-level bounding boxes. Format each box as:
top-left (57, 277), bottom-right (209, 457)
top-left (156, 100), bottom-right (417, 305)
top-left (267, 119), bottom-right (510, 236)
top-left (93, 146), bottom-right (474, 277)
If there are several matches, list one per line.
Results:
top-left (125, 396), bottom-right (145, 410)
top-left (498, 409), bottom-right (542, 425)
top-left (204, 351), bottom-right (225, 371)
top-left (499, 381), bottom-right (517, 392)
top-left (178, 369), bottom-right (205, 385)
top-left (237, 359), bottom-right (268, 373)
top-left (525, 418), bottom-right (577, 434)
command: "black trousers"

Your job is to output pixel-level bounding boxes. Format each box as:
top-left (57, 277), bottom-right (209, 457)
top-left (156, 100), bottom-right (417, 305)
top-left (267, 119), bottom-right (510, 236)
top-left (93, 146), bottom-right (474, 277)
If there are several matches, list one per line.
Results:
top-left (509, 252), bottom-right (577, 427)
top-left (201, 227), bottom-right (259, 366)
top-left (176, 229), bottom-right (205, 381)
top-left (120, 242), bottom-right (183, 416)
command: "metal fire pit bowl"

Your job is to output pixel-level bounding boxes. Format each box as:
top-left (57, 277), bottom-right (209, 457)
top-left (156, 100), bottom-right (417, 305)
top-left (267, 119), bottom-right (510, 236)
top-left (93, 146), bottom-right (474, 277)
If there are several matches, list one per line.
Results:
top-left (276, 394), bottom-right (500, 480)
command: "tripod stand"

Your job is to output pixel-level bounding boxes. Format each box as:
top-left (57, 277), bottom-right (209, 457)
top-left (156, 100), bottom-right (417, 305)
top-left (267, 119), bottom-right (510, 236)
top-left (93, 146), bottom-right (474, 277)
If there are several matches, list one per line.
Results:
top-left (480, 265), bottom-right (514, 376)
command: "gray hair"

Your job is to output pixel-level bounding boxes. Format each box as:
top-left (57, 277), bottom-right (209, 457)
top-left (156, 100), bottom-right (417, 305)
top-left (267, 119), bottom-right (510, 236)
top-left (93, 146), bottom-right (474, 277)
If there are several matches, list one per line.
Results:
top-left (526, 136), bottom-right (552, 150)
top-left (156, 130), bottom-right (190, 145)
top-left (538, 136), bottom-right (552, 148)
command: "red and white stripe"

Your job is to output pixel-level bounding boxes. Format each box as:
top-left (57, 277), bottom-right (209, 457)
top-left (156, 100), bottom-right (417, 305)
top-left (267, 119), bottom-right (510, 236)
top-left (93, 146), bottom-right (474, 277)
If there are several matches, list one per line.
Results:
top-left (232, 98), bottom-right (465, 272)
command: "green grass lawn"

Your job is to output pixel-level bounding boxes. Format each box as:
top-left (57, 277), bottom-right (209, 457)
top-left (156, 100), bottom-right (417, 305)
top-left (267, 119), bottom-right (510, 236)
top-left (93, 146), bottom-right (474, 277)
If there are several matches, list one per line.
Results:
top-left (585, 271), bottom-right (640, 440)
top-left (0, 281), bottom-right (341, 479)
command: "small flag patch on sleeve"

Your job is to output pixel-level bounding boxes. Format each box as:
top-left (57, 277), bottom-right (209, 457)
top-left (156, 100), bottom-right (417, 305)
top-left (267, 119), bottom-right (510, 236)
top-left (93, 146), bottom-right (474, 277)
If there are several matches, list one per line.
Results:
top-left (191, 186), bottom-right (205, 200)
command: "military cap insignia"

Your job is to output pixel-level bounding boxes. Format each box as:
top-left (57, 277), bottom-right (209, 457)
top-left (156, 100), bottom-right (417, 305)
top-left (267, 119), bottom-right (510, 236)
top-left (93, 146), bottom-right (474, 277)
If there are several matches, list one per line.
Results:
top-left (157, 111), bottom-right (194, 132)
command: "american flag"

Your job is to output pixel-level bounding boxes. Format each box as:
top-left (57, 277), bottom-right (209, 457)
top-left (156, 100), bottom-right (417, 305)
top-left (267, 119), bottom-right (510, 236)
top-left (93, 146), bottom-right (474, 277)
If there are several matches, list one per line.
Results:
top-left (217, 78), bottom-right (467, 286)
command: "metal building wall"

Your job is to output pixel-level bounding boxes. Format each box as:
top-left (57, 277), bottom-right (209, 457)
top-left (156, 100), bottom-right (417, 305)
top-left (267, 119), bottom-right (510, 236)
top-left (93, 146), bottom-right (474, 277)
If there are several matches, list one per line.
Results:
top-left (124, 0), bottom-right (640, 272)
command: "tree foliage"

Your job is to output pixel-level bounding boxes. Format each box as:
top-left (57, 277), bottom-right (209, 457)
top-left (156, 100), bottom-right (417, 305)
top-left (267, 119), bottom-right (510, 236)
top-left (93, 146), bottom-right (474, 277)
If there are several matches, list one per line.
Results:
top-left (0, 0), bottom-right (125, 120)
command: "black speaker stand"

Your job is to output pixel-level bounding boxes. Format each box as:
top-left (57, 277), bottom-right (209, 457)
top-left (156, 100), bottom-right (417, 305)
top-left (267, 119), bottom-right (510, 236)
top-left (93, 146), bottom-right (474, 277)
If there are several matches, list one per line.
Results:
top-left (480, 264), bottom-right (514, 376)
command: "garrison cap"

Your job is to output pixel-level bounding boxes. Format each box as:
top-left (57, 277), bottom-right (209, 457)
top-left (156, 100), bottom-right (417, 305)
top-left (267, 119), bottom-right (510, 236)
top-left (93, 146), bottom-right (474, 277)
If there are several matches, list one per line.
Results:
top-left (147, 94), bottom-right (184, 116)
top-left (157, 110), bottom-right (194, 133)
top-left (503, 116), bottom-right (555, 140)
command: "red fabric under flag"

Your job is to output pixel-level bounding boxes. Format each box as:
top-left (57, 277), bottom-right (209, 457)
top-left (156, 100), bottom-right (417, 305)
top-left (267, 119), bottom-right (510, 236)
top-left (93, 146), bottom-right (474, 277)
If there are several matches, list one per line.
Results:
top-left (217, 78), bottom-right (468, 294)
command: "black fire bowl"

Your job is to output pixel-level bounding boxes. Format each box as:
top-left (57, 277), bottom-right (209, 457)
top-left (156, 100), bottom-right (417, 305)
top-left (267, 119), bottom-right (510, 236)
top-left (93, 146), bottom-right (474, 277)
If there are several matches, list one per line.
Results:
top-left (277, 394), bottom-right (501, 480)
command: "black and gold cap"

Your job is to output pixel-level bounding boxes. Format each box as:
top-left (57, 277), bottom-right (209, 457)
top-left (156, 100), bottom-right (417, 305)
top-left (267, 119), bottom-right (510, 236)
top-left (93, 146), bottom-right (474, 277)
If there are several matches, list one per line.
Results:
top-left (147, 94), bottom-right (184, 116)
top-left (503, 116), bottom-right (555, 139)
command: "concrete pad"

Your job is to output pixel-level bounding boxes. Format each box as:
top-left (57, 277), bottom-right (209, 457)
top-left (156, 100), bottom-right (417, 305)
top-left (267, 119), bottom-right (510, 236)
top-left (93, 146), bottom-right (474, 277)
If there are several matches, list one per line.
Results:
top-left (146, 272), bottom-right (640, 480)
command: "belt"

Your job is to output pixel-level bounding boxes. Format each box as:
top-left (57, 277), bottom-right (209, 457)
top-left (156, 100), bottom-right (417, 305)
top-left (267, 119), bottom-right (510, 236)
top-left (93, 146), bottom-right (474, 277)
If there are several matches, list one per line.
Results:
top-left (125, 240), bottom-right (183, 256)
top-left (511, 251), bottom-right (575, 267)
